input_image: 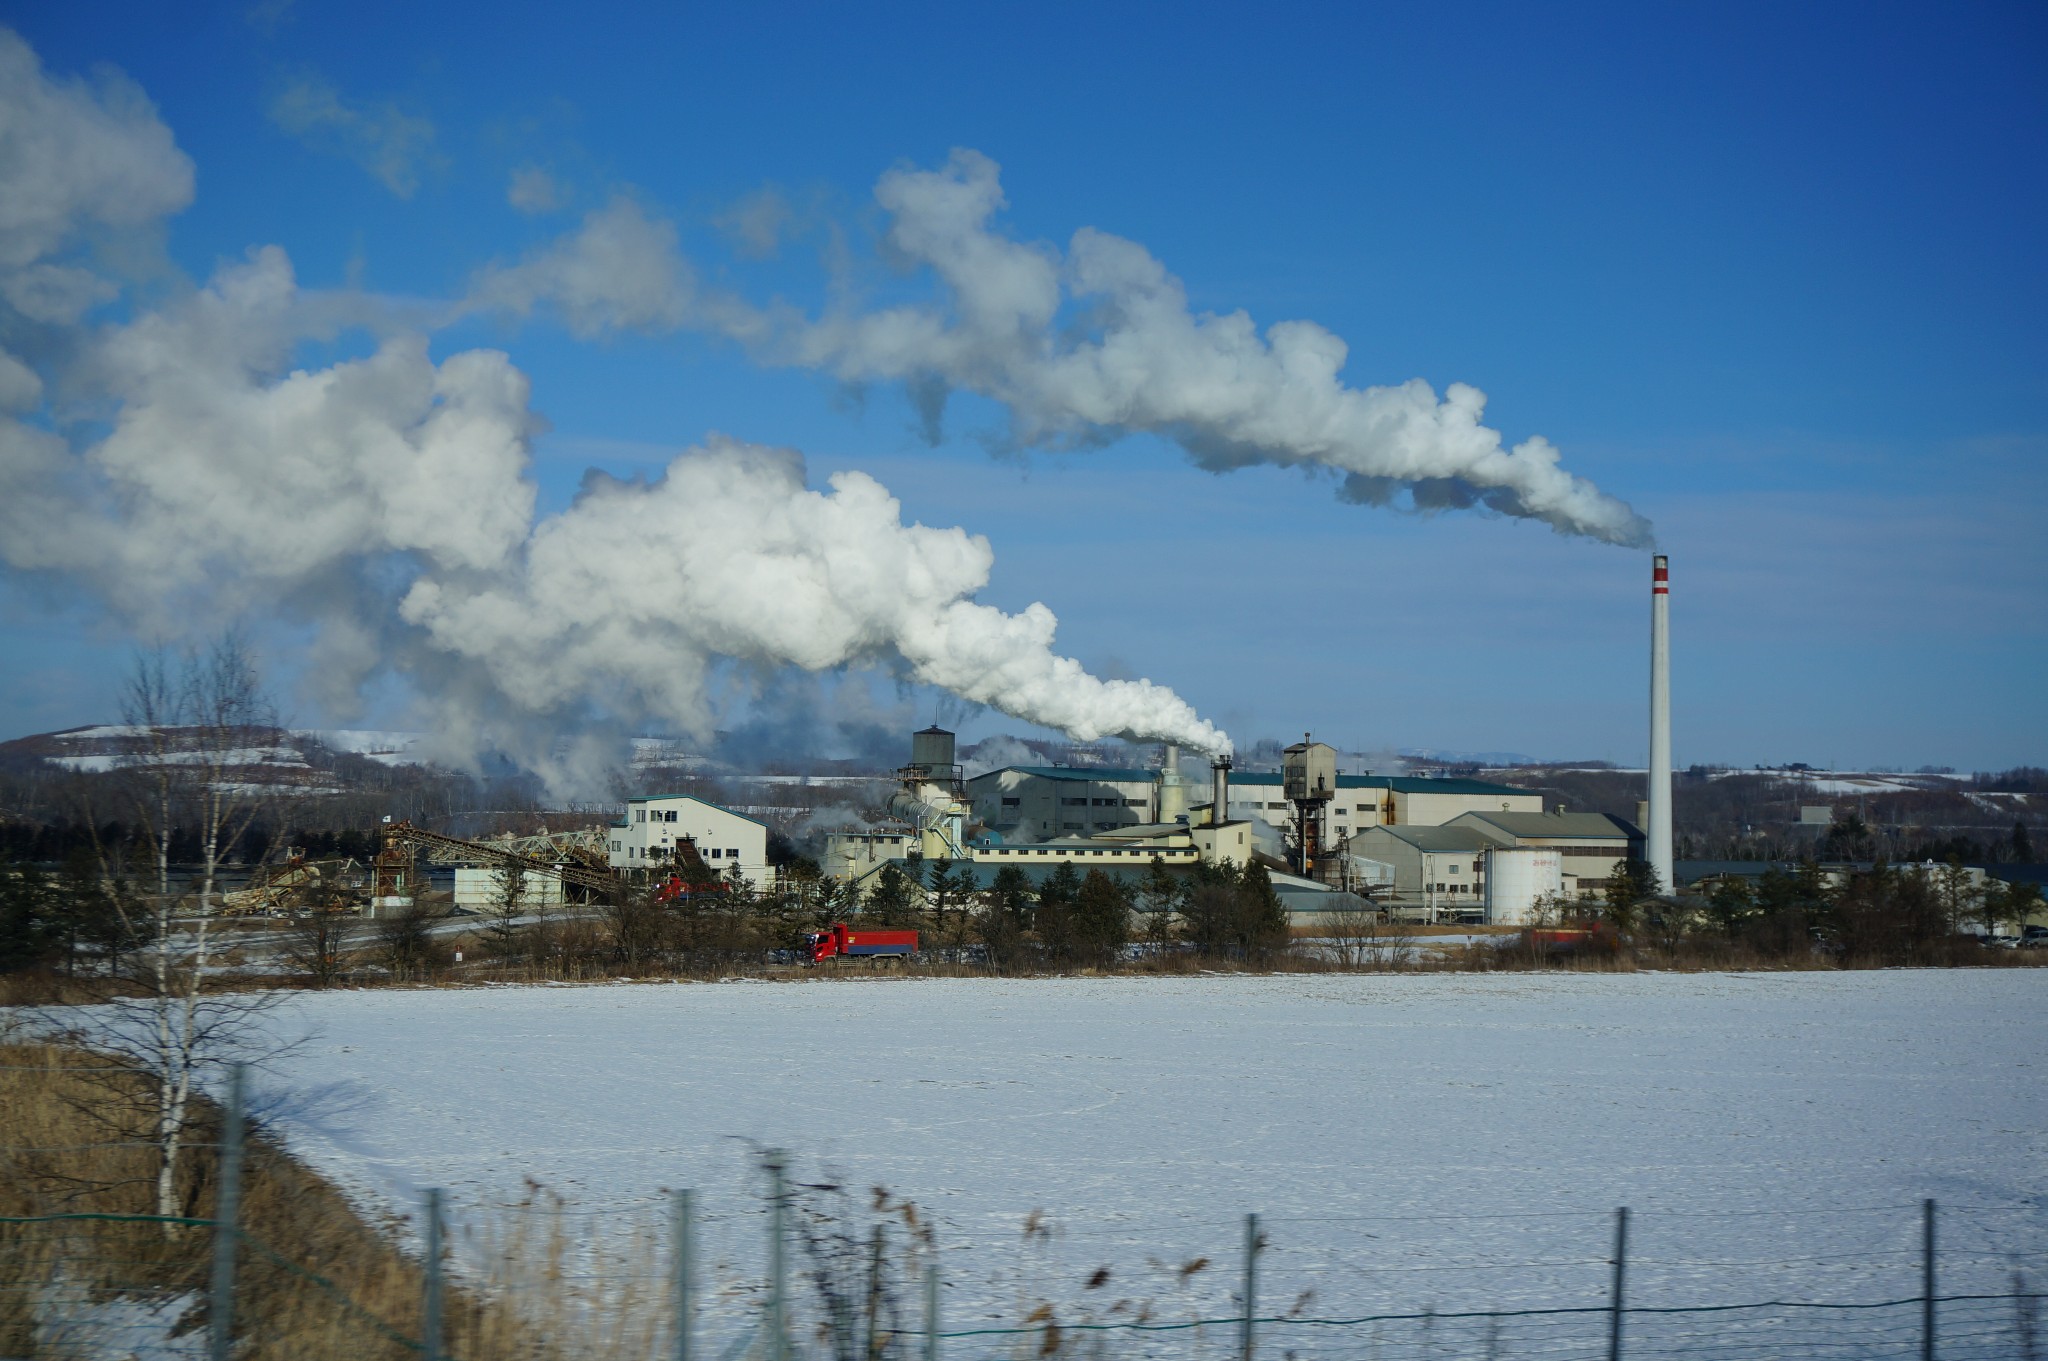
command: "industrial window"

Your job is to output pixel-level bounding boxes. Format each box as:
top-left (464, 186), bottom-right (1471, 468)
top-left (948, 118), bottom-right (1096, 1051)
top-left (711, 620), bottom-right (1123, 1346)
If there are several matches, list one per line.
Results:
top-left (1061, 822), bottom-right (1082, 830)
top-left (1267, 802), bottom-right (1286, 810)
top-left (726, 849), bottom-right (739, 859)
top-left (635, 809), bottom-right (646, 823)
top-left (1122, 799), bottom-right (1146, 807)
top-left (665, 810), bottom-right (678, 822)
top-left (1002, 797), bottom-right (1021, 806)
top-left (709, 848), bottom-right (722, 858)
top-left (1448, 865), bottom-right (1460, 874)
top-left (1062, 798), bottom-right (1087, 806)
top-left (1092, 798), bottom-right (1115, 806)
top-left (611, 841), bottom-right (621, 852)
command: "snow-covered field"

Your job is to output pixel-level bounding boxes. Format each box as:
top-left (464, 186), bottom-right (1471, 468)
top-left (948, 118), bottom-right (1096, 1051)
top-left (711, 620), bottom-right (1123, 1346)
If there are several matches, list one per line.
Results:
top-left (252, 972), bottom-right (2046, 1357)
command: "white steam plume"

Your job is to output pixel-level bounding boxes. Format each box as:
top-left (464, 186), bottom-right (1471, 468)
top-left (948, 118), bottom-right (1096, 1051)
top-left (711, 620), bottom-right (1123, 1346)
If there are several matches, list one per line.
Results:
top-left (0, 30), bottom-right (1229, 778)
top-left (480, 150), bottom-right (1650, 545)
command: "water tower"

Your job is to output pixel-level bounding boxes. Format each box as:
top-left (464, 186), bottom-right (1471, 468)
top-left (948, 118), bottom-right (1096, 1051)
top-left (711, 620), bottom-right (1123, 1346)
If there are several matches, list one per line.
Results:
top-left (1282, 734), bottom-right (1338, 877)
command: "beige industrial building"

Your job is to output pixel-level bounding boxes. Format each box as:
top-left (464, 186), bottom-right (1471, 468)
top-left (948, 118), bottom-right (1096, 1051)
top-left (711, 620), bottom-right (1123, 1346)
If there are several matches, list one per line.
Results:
top-left (967, 766), bottom-right (1541, 841)
top-left (608, 794), bottom-right (771, 886)
top-left (1352, 810), bottom-right (1644, 918)
top-left (1446, 810), bottom-right (1643, 897)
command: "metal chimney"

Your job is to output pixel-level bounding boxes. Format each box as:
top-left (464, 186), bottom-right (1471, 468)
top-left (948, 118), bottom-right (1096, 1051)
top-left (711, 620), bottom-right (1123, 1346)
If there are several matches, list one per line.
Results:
top-left (1211, 754), bottom-right (1232, 824)
top-left (1647, 554), bottom-right (1673, 893)
top-left (1157, 743), bottom-right (1188, 824)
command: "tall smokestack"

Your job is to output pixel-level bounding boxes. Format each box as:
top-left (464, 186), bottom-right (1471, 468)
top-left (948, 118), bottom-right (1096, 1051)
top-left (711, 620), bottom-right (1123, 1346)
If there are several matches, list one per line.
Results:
top-left (1158, 743), bottom-right (1188, 824)
top-left (1647, 554), bottom-right (1673, 893)
top-left (1212, 754), bottom-right (1231, 825)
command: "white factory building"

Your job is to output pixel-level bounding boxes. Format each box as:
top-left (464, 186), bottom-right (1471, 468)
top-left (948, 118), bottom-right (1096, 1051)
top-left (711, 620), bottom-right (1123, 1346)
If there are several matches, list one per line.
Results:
top-left (1351, 810), bottom-right (1645, 922)
top-left (608, 794), bottom-right (771, 886)
top-left (965, 767), bottom-right (1541, 841)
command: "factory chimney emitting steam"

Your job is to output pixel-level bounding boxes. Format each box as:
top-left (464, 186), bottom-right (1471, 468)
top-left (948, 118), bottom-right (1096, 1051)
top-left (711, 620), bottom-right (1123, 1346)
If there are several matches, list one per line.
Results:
top-left (1157, 744), bottom-right (1189, 824)
top-left (1211, 754), bottom-right (1232, 826)
top-left (1647, 554), bottom-right (1673, 895)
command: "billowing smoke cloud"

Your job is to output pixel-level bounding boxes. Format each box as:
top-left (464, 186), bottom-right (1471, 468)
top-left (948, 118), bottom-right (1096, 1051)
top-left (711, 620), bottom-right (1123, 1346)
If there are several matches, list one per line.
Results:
top-left (397, 438), bottom-right (1228, 753)
top-left (482, 150), bottom-right (1650, 545)
top-left (0, 30), bottom-right (1229, 780)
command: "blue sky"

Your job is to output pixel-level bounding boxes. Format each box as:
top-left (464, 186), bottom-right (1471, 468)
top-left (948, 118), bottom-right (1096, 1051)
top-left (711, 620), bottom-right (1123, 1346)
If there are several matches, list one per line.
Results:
top-left (1, 0), bottom-right (2043, 770)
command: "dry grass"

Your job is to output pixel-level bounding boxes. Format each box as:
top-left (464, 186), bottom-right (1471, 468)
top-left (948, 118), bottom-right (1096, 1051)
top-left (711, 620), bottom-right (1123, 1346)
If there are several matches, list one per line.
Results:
top-left (0, 1038), bottom-right (681, 1360)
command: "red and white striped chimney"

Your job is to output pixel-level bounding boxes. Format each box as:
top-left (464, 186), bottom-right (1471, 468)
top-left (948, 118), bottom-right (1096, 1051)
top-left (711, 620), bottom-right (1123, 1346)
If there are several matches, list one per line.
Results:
top-left (1647, 554), bottom-right (1673, 892)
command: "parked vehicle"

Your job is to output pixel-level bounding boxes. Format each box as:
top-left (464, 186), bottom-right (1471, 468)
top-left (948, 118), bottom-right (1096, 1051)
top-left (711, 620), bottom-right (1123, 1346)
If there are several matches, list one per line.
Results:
top-left (804, 923), bottom-right (918, 963)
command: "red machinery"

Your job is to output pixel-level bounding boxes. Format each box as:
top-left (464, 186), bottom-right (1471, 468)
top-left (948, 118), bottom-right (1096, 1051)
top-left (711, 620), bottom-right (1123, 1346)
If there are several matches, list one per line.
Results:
top-left (805, 923), bottom-right (918, 963)
top-left (655, 873), bottom-right (727, 904)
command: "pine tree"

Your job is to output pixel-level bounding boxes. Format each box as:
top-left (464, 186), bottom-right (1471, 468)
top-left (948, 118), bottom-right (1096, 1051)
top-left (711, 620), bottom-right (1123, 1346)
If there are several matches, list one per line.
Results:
top-left (1073, 869), bottom-right (1133, 969)
top-left (865, 864), bottom-right (917, 924)
top-left (1036, 861), bottom-right (1082, 965)
top-left (975, 866), bottom-right (1034, 974)
top-left (1236, 861), bottom-right (1291, 965)
top-left (1139, 855), bottom-right (1183, 952)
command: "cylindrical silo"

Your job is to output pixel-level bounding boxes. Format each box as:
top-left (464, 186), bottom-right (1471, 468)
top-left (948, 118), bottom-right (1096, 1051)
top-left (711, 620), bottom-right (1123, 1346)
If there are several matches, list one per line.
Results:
top-left (1484, 847), bottom-right (1563, 926)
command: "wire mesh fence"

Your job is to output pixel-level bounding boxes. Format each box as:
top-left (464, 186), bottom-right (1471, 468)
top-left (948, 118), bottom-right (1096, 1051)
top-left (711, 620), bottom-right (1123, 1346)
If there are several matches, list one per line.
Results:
top-left (6, 1178), bottom-right (2042, 1360)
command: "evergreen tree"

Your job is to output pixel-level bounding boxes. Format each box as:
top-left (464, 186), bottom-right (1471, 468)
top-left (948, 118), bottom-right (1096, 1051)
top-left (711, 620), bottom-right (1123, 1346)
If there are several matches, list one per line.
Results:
top-left (1073, 869), bottom-right (1133, 969)
top-left (1138, 856), bottom-right (1183, 952)
top-left (1236, 861), bottom-right (1291, 964)
top-left (1180, 859), bottom-right (1242, 959)
top-left (2012, 820), bottom-right (2033, 861)
top-left (974, 866), bottom-right (1034, 974)
top-left (864, 864), bottom-right (917, 924)
top-left (0, 861), bottom-right (61, 974)
top-left (1035, 861), bottom-right (1082, 965)
top-left (1602, 858), bottom-right (1661, 932)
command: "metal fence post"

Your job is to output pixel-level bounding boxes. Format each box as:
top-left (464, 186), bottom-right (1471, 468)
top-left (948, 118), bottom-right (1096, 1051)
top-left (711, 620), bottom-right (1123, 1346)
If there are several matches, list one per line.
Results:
top-left (766, 1151), bottom-right (788, 1361)
top-left (423, 1187), bottom-right (444, 1361)
top-left (1923, 1198), bottom-right (1936, 1361)
top-left (923, 1262), bottom-right (939, 1361)
top-left (207, 1063), bottom-right (245, 1361)
top-left (865, 1224), bottom-right (885, 1361)
top-left (673, 1188), bottom-right (695, 1361)
top-left (1608, 1206), bottom-right (1629, 1361)
top-left (1241, 1212), bottom-right (1261, 1361)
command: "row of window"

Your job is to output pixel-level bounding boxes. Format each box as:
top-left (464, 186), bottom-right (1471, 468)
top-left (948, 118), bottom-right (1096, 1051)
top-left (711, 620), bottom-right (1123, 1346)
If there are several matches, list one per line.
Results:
top-left (616, 843), bottom-right (744, 860)
top-left (635, 808), bottom-right (685, 823)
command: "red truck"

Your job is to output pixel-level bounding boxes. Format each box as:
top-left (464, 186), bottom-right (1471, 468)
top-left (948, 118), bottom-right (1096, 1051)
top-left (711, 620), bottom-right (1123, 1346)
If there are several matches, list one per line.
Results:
top-left (804, 923), bottom-right (918, 963)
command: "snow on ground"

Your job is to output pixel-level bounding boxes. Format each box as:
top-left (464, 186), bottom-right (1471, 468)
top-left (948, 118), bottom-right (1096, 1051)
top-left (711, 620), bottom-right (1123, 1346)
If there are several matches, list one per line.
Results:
top-left (249, 972), bottom-right (2046, 1357)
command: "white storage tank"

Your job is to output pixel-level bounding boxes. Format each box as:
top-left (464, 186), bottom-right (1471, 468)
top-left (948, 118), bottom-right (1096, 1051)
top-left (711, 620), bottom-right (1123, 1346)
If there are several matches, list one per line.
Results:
top-left (1484, 847), bottom-right (1563, 925)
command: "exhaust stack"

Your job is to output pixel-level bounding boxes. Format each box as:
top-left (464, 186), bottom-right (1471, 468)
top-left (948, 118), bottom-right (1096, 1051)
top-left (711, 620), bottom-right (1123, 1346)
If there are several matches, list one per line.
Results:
top-left (1647, 554), bottom-right (1673, 893)
top-left (1211, 755), bottom-right (1232, 825)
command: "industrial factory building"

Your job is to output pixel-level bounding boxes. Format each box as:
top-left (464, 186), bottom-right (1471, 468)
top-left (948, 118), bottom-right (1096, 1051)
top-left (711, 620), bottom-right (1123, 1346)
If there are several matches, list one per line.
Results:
top-left (829, 726), bottom-right (1591, 930)
top-left (1353, 810), bottom-right (1643, 922)
top-left (967, 765), bottom-right (1540, 842)
top-left (608, 794), bottom-right (771, 886)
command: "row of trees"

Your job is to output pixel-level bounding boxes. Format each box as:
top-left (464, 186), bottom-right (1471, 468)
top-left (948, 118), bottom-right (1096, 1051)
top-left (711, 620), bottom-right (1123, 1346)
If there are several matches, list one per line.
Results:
top-left (1559, 856), bottom-right (2044, 966)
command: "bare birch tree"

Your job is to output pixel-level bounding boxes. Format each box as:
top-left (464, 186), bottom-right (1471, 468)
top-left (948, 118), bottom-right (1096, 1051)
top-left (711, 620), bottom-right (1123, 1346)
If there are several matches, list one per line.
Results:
top-left (53, 633), bottom-right (292, 1222)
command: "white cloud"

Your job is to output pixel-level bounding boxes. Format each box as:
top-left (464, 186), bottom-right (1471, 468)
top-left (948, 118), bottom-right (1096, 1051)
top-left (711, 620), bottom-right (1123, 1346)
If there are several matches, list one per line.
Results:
top-left (0, 27), bottom-right (192, 322)
top-left (507, 164), bottom-right (566, 215)
top-left (469, 196), bottom-right (698, 336)
top-left (268, 74), bottom-right (438, 198)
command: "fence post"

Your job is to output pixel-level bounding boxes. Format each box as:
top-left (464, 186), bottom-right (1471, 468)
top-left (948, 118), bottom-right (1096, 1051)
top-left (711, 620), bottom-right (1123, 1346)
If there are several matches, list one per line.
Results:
top-left (1923, 1198), bottom-right (1936, 1361)
top-left (207, 1063), bottom-right (245, 1361)
top-left (1608, 1206), bottom-right (1629, 1361)
top-left (422, 1187), bottom-right (444, 1361)
top-left (1241, 1212), bottom-right (1261, 1361)
top-left (865, 1224), bottom-right (885, 1361)
top-left (673, 1188), bottom-right (695, 1361)
top-left (766, 1151), bottom-right (788, 1361)
top-left (923, 1262), bottom-right (940, 1361)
